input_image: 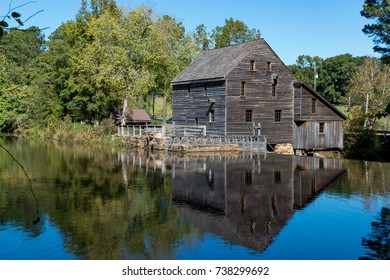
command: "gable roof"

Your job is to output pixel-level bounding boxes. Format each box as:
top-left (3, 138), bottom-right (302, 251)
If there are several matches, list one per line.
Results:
top-left (300, 82), bottom-right (347, 120)
top-left (172, 40), bottom-right (262, 85)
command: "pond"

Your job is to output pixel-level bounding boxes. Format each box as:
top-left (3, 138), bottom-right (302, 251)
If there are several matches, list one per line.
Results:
top-left (0, 137), bottom-right (389, 260)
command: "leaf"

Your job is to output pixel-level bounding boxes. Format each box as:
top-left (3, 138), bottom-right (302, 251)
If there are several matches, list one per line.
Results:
top-left (0, 21), bottom-right (9, 28)
top-left (16, 19), bottom-right (24, 26)
top-left (11, 12), bottom-right (21, 18)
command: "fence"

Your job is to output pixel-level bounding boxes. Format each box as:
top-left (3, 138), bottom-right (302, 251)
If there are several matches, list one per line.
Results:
top-left (117, 124), bottom-right (206, 137)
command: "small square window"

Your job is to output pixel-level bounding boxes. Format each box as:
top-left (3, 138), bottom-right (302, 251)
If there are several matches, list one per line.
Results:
top-left (245, 110), bottom-right (253, 122)
top-left (250, 60), bottom-right (256, 71)
top-left (275, 110), bottom-right (282, 122)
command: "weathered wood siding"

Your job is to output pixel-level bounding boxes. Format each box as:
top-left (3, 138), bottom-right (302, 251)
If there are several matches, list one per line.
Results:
top-left (294, 120), bottom-right (344, 150)
top-left (226, 41), bottom-right (295, 144)
top-left (299, 86), bottom-right (345, 121)
top-left (172, 81), bottom-right (226, 136)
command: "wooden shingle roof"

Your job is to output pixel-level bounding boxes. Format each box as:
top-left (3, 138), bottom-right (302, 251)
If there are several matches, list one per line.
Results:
top-left (171, 39), bottom-right (262, 85)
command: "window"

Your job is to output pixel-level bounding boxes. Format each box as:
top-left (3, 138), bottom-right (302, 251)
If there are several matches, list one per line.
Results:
top-left (311, 98), bottom-right (317, 113)
top-left (245, 110), bottom-right (253, 122)
top-left (250, 60), bottom-right (256, 71)
top-left (209, 109), bottom-right (215, 122)
top-left (267, 61), bottom-right (272, 71)
top-left (275, 110), bottom-right (282, 122)
top-left (241, 81), bottom-right (247, 96)
top-left (245, 171), bottom-right (252, 185)
top-left (195, 118), bottom-right (199, 125)
top-left (272, 82), bottom-right (276, 97)
top-left (319, 122), bottom-right (325, 134)
top-left (274, 171), bottom-right (281, 184)
top-left (204, 84), bottom-right (207, 96)
top-left (187, 84), bottom-right (190, 97)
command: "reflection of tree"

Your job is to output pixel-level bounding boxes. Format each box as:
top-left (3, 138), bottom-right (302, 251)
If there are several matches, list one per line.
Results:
top-left (360, 207), bottom-right (390, 260)
top-left (0, 138), bottom-right (199, 259)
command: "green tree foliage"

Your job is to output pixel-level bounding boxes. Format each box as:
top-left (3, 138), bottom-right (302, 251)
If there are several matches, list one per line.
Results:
top-left (289, 54), bottom-right (365, 104)
top-left (0, 1), bottom-right (197, 132)
top-left (348, 56), bottom-right (390, 128)
top-left (361, 0), bottom-right (390, 63)
top-left (0, 27), bottom-right (46, 132)
top-left (193, 18), bottom-right (260, 50)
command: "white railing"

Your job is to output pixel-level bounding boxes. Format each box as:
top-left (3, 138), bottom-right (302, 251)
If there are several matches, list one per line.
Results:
top-left (117, 124), bottom-right (206, 137)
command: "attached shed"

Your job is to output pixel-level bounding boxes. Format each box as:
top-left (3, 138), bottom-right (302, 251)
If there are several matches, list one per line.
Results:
top-left (171, 39), bottom-right (346, 152)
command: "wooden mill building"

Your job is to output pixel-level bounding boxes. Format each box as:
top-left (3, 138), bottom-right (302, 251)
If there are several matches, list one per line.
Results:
top-left (171, 39), bottom-right (346, 153)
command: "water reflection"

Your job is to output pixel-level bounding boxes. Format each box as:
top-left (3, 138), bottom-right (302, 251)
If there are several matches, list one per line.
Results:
top-left (1, 137), bottom-right (390, 259)
top-left (169, 153), bottom-right (346, 252)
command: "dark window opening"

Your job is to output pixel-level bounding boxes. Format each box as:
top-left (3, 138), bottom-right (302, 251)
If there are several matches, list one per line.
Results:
top-left (250, 60), bottom-right (256, 71)
top-left (195, 118), bottom-right (198, 125)
top-left (311, 98), bottom-right (317, 113)
top-left (204, 84), bottom-right (207, 96)
top-left (272, 83), bottom-right (276, 96)
top-left (187, 84), bottom-right (190, 97)
top-left (319, 122), bottom-right (325, 134)
top-left (245, 171), bottom-right (252, 185)
top-left (274, 171), bottom-right (281, 184)
top-left (241, 81), bottom-right (246, 96)
top-left (267, 61), bottom-right (272, 71)
top-left (275, 110), bottom-right (282, 122)
top-left (245, 110), bottom-right (253, 122)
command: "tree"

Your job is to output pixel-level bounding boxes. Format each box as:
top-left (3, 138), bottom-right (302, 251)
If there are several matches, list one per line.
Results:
top-left (193, 18), bottom-right (260, 50)
top-left (318, 54), bottom-right (365, 104)
top-left (193, 24), bottom-right (211, 51)
top-left (289, 55), bottom-right (322, 90)
top-left (348, 56), bottom-right (390, 128)
top-left (361, 0), bottom-right (390, 63)
top-left (211, 18), bottom-right (260, 48)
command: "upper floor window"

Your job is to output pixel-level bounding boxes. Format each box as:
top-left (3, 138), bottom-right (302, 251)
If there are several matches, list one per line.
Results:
top-left (241, 81), bottom-right (247, 96)
top-left (267, 61), bottom-right (272, 71)
top-left (250, 60), bottom-right (256, 71)
top-left (272, 82), bottom-right (277, 97)
top-left (311, 98), bottom-right (317, 113)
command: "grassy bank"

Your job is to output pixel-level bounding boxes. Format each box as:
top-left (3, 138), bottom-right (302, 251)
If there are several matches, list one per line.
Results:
top-left (20, 118), bottom-right (118, 146)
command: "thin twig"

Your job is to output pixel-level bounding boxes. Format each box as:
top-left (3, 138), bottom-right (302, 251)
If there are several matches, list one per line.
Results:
top-left (0, 143), bottom-right (40, 224)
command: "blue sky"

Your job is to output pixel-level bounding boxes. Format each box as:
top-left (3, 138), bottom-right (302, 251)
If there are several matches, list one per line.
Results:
top-left (1, 0), bottom-right (377, 65)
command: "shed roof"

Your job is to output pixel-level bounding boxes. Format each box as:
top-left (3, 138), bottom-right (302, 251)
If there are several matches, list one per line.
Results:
top-left (128, 109), bottom-right (152, 123)
top-left (172, 39), bottom-right (262, 85)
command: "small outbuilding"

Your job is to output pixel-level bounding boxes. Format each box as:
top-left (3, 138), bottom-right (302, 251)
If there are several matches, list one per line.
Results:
top-left (114, 109), bottom-right (152, 125)
top-left (171, 39), bottom-right (346, 153)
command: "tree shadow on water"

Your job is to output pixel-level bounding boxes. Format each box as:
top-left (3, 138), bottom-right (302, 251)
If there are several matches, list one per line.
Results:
top-left (360, 207), bottom-right (390, 260)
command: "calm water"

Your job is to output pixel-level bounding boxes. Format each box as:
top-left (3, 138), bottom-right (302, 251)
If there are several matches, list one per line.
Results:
top-left (0, 137), bottom-right (389, 260)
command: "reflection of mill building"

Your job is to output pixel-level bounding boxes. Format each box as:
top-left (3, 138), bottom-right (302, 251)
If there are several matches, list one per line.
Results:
top-left (171, 154), bottom-right (345, 253)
